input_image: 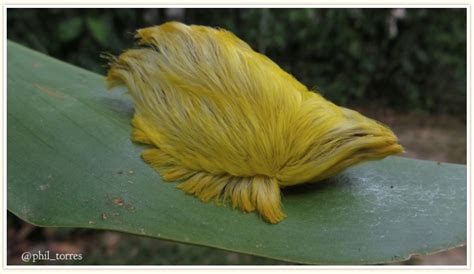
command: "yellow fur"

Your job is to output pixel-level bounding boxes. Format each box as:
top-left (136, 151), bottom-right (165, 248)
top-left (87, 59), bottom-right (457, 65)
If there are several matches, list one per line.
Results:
top-left (106, 22), bottom-right (403, 223)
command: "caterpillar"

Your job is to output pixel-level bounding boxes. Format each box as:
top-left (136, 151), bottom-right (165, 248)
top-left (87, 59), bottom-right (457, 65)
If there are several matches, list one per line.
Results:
top-left (106, 22), bottom-right (403, 224)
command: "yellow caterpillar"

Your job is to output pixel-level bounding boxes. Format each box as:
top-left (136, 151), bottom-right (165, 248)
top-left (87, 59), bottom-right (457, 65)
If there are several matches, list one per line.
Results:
top-left (106, 22), bottom-right (403, 224)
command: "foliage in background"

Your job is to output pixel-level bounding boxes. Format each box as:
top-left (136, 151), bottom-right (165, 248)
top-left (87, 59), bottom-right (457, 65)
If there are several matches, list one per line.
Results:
top-left (7, 8), bottom-right (466, 118)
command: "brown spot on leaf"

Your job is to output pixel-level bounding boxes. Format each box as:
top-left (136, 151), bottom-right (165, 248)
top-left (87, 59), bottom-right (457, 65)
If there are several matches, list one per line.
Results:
top-left (101, 213), bottom-right (108, 220)
top-left (33, 84), bottom-right (64, 100)
top-left (112, 197), bottom-right (124, 206)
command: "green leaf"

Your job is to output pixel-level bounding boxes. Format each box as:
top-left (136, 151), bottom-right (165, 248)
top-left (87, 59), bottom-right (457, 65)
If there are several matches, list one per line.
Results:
top-left (85, 16), bottom-right (110, 46)
top-left (7, 41), bottom-right (466, 265)
top-left (57, 17), bottom-right (83, 43)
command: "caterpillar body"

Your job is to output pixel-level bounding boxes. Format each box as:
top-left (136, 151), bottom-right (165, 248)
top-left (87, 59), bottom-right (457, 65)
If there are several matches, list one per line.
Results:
top-left (106, 22), bottom-right (403, 224)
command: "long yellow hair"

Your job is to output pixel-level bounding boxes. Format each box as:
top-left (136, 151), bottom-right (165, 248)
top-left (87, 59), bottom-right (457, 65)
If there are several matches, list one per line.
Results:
top-left (106, 22), bottom-right (403, 223)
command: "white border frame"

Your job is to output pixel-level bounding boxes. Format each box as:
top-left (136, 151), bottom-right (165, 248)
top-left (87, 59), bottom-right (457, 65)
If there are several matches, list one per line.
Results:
top-left (1, 4), bottom-right (471, 271)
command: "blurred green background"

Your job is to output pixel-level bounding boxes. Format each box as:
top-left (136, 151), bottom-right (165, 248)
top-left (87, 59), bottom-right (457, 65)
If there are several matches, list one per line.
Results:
top-left (7, 8), bottom-right (467, 265)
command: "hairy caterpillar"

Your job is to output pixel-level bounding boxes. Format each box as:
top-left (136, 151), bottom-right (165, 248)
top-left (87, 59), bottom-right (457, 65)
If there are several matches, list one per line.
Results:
top-left (106, 22), bottom-right (403, 224)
